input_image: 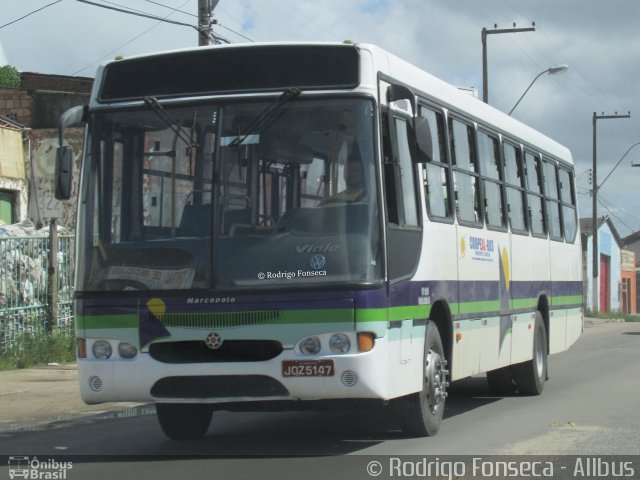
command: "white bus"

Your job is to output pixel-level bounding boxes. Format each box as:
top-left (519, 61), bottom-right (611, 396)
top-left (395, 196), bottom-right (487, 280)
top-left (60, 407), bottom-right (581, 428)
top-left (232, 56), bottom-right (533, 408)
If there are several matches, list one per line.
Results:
top-left (56, 42), bottom-right (582, 439)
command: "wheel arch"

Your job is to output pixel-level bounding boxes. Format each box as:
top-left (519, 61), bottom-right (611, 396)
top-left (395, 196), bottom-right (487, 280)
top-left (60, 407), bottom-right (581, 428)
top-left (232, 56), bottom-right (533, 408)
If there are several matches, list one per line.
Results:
top-left (537, 294), bottom-right (550, 354)
top-left (428, 299), bottom-right (453, 369)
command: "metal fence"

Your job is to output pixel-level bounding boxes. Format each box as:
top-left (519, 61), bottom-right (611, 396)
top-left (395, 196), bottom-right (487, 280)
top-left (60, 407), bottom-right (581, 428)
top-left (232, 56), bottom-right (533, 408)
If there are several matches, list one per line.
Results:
top-left (0, 232), bottom-right (75, 352)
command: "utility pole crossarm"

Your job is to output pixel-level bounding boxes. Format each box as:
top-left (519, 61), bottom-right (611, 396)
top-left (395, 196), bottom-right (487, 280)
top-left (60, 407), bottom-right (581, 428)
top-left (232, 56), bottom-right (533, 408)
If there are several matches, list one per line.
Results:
top-left (482, 24), bottom-right (536, 104)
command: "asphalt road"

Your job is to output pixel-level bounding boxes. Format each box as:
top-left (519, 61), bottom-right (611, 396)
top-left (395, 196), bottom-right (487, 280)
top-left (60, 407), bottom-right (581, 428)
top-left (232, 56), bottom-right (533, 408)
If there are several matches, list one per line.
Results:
top-left (1, 321), bottom-right (639, 479)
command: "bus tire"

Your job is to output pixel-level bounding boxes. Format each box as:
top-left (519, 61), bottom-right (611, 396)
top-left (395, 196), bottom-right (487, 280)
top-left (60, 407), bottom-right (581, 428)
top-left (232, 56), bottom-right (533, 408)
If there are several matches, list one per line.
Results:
top-left (156, 403), bottom-right (213, 439)
top-left (395, 320), bottom-right (448, 437)
top-left (512, 312), bottom-right (547, 395)
top-left (486, 366), bottom-right (516, 395)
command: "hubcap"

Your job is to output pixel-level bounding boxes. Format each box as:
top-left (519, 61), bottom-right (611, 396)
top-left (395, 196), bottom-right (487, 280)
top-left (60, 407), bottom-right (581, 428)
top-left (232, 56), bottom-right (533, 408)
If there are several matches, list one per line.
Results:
top-left (425, 348), bottom-right (449, 413)
top-left (534, 327), bottom-right (545, 376)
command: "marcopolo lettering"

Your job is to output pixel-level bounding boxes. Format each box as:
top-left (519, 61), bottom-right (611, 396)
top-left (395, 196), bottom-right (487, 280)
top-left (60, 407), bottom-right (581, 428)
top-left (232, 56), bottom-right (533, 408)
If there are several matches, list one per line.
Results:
top-left (186, 297), bottom-right (236, 304)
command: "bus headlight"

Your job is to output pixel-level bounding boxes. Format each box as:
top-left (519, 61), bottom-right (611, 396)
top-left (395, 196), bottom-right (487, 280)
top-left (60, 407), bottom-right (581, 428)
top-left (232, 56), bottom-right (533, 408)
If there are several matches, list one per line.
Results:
top-left (92, 340), bottom-right (112, 360)
top-left (299, 336), bottom-right (321, 355)
top-left (329, 333), bottom-right (351, 353)
top-left (118, 342), bottom-right (138, 359)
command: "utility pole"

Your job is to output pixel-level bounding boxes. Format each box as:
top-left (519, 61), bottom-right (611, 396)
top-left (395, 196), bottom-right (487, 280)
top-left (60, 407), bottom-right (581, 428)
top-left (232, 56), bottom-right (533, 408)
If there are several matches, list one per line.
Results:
top-left (198, 0), bottom-right (219, 46)
top-left (591, 111), bottom-right (630, 312)
top-left (482, 23), bottom-right (536, 104)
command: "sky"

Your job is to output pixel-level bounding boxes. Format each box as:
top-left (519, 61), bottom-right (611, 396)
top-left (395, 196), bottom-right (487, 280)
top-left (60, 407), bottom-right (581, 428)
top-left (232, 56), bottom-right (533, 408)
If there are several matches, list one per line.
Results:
top-left (2, 0), bottom-right (640, 237)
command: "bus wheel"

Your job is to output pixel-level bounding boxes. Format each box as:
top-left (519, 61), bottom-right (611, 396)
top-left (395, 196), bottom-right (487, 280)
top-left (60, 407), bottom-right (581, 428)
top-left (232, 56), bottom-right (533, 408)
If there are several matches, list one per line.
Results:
top-left (156, 403), bottom-right (213, 439)
top-left (513, 312), bottom-right (548, 395)
top-left (486, 366), bottom-right (516, 395)
top-left (395, 321), bottom-right (448, 437)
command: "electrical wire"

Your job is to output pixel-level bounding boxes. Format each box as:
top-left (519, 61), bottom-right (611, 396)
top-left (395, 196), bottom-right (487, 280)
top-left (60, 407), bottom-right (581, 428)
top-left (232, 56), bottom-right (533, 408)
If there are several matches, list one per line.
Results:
top-left (71, 0), bottom-right (192, 75)
top-left (74, 0), bottom-right (198, 31)
top-left (0, 0), bottom-right (63, 30)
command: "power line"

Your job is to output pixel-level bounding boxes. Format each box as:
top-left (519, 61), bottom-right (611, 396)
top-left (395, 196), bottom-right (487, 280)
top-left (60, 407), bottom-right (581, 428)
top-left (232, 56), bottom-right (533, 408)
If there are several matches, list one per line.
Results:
top-left (71, 0), bottom-right (192, 75)
top-left (75, 0), bottom-right (198, 32)
top-left (0, 0), bottom-right (63, 30)
top-left (143, 0), bottom-right (196, 18)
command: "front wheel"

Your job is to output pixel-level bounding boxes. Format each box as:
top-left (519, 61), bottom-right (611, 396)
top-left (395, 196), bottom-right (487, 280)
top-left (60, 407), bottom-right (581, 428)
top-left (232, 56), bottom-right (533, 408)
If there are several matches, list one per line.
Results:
top-left (156, 403), bottom-right (213, 439)
top-left (512, 311), bottom-right (548, 395)
top-left (394, 320), bottom-right (448, 437)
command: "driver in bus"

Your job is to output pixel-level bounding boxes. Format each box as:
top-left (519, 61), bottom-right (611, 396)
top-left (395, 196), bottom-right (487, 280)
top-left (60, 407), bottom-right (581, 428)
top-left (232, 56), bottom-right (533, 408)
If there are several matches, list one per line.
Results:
top-left (319, 155), bottom-right (367, 206)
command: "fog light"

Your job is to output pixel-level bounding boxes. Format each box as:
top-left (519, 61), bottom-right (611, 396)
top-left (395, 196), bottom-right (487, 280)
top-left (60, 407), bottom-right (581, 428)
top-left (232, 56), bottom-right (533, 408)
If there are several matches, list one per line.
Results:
top-left (299, 336), bottom-right (321, 355)
top-left (329, 333), bottom-right (351, 353)
top-left (341, 370), bottom-right (358, 387)
top-left (118, 342), bottom-right (138, 359)
top-left (92, 340), bottom-right (112, 359)
top-left (88, 376), bottom-right (104, 392)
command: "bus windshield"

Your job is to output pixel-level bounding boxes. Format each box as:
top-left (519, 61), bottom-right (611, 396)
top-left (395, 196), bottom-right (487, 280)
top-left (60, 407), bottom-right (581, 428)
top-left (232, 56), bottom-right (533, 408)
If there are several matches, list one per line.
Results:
top-left (76, 96), bottom-right (381, 292)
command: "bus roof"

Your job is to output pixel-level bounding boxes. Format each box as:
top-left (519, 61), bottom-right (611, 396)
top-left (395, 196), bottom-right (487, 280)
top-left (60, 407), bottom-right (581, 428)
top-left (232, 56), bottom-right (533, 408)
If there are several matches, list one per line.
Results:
top-left (92, 41), bottom-right (572, 164)
top-left (356, 43), bottom-right (573, 164)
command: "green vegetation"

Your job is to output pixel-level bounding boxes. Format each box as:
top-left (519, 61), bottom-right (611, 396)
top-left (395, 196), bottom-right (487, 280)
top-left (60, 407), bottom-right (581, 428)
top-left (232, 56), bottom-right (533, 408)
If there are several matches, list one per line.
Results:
top-left (0, 65), bottom-right (20, 89)
top-left (0, 332), bottom-right (76, 370)
top-left (585, 310), bottom-right (640, 322)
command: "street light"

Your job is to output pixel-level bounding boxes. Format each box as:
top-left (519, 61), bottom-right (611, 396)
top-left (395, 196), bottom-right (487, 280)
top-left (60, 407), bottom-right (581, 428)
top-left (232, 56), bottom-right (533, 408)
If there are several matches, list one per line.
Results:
top-left (508, 64), bottom-right (569, 115)
top-left (598, 141), bottom-right (640, 189)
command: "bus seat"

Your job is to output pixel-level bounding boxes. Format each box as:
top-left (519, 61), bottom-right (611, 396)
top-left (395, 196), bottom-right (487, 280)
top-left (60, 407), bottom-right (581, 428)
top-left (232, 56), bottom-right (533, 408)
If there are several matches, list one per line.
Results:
top-left (178, 204), bottom-right (212, 237)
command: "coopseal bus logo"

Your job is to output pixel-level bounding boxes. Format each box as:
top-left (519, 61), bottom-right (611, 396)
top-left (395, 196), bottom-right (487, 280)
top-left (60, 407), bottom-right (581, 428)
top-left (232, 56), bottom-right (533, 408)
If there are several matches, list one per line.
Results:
top-left (8, 456), bottom-right (72, 479)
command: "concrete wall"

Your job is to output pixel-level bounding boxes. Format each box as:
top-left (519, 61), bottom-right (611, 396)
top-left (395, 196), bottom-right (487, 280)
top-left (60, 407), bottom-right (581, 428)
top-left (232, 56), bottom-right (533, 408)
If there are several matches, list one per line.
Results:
top-left (26, 128), bottom-right (83, 230)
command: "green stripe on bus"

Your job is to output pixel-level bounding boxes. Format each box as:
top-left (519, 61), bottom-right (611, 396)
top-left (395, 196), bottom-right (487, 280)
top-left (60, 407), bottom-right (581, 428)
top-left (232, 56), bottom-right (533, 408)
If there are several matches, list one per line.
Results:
top-left (76, 315), bottom-right (139, 329)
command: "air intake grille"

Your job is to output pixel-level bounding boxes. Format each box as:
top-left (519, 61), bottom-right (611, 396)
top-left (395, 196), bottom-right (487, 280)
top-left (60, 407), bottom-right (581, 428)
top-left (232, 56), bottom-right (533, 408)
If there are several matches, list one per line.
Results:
top-left (151, 375), bottom-right (289, 398)
top-left (149, 340), bottom-right (283, 363)
top-left (162, 310), bottom-right (281, 329)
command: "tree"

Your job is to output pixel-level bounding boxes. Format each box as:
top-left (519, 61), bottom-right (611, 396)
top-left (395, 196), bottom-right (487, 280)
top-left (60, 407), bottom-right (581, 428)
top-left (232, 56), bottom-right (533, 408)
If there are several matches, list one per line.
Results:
top-left (0, 65), bottom-right (20, 88)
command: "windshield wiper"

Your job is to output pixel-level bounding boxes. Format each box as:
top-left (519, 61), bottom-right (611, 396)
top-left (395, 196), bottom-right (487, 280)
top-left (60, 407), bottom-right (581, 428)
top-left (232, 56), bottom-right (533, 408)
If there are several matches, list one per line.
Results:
top-left (229, 87), bottom-right (301, 148)
top-left (143, 96), bottom-right (198, 149)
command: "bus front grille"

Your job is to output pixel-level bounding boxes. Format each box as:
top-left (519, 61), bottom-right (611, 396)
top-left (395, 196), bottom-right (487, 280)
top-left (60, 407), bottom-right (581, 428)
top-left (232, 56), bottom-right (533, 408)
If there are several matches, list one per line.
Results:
top-left (162, 310), bottom-right (282, 329)
top-left (151, 375), bottom-right (289, 398)
top-left (149, 340), bottom-right (283, 363)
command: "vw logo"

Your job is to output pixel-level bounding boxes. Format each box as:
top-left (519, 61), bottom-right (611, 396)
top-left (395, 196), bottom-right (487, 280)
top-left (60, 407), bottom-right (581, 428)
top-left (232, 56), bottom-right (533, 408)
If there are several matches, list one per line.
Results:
top-left (310, 255), bottom-right (326, 270)
top-left (205, 332), bottom-right (223, 350)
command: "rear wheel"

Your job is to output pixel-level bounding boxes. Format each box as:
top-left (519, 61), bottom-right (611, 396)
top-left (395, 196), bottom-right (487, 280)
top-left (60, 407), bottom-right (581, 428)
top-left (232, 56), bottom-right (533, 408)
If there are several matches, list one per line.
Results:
top-left (156, 403), bottom-right (213, 439)
top-left (395, 321), bottom-right (448, 437)
top-left (512, 311), bottom-right (548, 395)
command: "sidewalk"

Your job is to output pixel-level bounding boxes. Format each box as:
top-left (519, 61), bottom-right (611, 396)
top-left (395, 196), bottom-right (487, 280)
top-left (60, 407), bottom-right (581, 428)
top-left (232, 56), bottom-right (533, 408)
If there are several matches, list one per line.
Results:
top-left (0, 316), bottom-right (628, 432)
top-left (0, 363), bottom-right (149, 433)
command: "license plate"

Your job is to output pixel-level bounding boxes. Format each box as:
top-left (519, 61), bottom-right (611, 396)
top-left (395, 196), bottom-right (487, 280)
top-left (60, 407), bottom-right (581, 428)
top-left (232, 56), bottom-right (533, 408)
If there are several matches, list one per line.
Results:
top-left (282, 360), bottom-right (335, 377)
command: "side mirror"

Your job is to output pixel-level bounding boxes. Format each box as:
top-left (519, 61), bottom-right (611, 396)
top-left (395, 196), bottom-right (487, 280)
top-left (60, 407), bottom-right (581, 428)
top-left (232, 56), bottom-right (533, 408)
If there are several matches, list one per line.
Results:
top-left (387, 84), bottom-right (416, 113)
top-left (55, 145), bottom-right (73, 200)
top-left (55, 105), bottom-right (86, 201)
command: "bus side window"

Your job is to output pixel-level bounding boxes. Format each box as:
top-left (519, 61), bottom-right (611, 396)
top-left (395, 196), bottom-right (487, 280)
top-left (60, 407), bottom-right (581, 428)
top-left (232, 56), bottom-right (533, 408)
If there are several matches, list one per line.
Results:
top-left (524, 152), bottom-right (546, 236)
top-left (450, 118), bottom-right (481, 225)
top-left (559, 167), bottom-right (577, 242)
top-left (419, 105), bottom-right (452, 220)
top-left (381, 114), bottom-right (400, 225)
top-left (478, 130), bottom-right (506, 229)
top-left (503, 142), bottom-right (528, 233)
top-left (544, 158), bottom-right (563, 240)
